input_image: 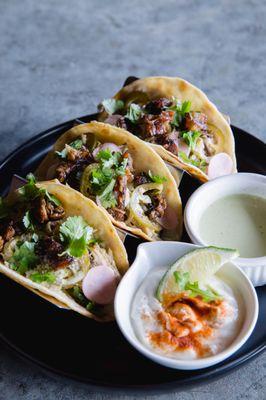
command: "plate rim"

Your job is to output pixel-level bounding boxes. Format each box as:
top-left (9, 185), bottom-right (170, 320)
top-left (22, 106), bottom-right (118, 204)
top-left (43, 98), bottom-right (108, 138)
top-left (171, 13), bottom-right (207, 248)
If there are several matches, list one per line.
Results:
top-left (0, 116), bottom-right (265, 392)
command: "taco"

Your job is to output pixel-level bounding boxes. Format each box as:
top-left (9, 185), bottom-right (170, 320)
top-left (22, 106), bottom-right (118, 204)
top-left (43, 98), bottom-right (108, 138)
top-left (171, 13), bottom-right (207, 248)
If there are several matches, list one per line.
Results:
top-left (97, 76), bottom-right (237, 182)
top-left (36, 121), bottom-right (182, 241)
top-left (0, 177), bottom-right (128, 321)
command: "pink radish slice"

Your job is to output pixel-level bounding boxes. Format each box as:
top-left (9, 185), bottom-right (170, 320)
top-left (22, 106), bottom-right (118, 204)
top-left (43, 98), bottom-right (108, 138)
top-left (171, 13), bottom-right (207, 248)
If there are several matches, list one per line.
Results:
top-left (207, 153), bottom-right (233, 180)
top-left (82, 266), bottom-right (118, 305)
top-left (92, 142), bottom-right (121, 159)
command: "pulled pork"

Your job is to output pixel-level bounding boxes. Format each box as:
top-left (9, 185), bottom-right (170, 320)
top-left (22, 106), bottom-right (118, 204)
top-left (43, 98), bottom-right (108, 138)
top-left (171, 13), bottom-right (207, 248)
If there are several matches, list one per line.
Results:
top-left (35, 236), bottom-right (73, 270)
top-left (184, 112), bottom-right (207, 132)
top-left (33, 197), bottom-right (65, 224)
top-left (145, 98), bottom-right (172, 115)
top-left (0, 221), bottom-right (15, 252)
top-left (138, 110), bottom-right (174, 139)
top-left (146, 194), bottom-right (167, 222)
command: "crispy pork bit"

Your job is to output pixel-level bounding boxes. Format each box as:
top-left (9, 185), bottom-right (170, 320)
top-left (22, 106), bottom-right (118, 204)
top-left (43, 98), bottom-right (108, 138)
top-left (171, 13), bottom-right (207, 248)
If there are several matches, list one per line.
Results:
top-left (56, 147), bottom-right (92, 183)
top-left (134, 173), bottom-right (150, 186)
top-left (108, 207), bottom-right (126, 222)
top-left (184, 112), bottom-right (207, 132)
top-left (139, 110), bottom-right (174, 139)
top-left (0, 221), bottom-right (16, 251)
top-left (33, 197), bottom-right (65, 224)
top-left (35, 236), bottom-right (73, 269)
top-left (145, 98), bottom-right (172, 115)
top-left (66, 146), bottom-right (90, 162)
top-left (159, 131), bottom-right (179, 155)
top-left (147, 194), bottom-right (167, 222)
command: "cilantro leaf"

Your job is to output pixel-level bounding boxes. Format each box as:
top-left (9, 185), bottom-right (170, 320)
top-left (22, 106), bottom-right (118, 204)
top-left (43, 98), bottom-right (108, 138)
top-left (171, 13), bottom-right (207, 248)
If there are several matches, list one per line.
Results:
top-left (56, 139), bottom-right (83, 159)
top-left (101, 99), bottom-right (124, 115)
top-left (96, 149), bottom-right (122, 169)
top-left (181, 130), bottom-right (201, 150)
top-left (169, 99), bottom-right (191, 128)
top-left (116, 157), bottom-right (128, 175)
top-left (174, 271), bottom-right (190, 290)
top-left (148, 170), bottom-right (167, 184)
top-left (98, 179), bottom-right (117, 209)
top-left (125, 103), bottom-right (143, 123)
top-left (29, 271), bottom-right (56, 284)
top-left (45, 191), bottom-right (61, 206)
top-left (11, 241), bottom-right (39, 275)
top-left (181, 100), bottom-right (192, 114)
top-left (23, 211), bottom-right (34, 230)
top-left (185, 281), bottom-right (221, 302)
top-left (90, 167), bottom-right (114, 193)
top-left (173, 270), bottom-right (221, 302)
top-left (59, 216), bottom-right (93, 257)
top-left (18, 173), bottom-right (39, 199)
top-left (18, 174), bottom-right (61, 206)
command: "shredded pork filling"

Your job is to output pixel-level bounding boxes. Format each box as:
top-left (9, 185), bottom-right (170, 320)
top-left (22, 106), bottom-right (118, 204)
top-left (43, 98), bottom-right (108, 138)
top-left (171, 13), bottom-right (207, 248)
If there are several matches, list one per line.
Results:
top-left (0, 179), bottom-right (119, 314)
top-left (100, 97), bottom-right (218, 172)
top-left (53, 137), bottom-right (168, 238)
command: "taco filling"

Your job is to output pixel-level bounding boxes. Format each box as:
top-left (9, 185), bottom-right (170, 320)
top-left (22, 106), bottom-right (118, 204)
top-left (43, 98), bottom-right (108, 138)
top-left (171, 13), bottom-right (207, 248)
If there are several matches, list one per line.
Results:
top-left (52, 136), bottom-right (168, 240)
top-left (98, 97), bottom-right (233, 179)
top-left (0, 175), bottom-right (121, 317)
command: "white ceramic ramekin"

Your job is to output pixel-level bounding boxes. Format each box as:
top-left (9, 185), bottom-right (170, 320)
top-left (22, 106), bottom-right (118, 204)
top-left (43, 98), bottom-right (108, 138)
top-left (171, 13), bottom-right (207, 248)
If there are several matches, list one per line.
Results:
top-left (184, 173), bottom-right (266, 286)
top-left (114, 241), bottom-right (258, 370)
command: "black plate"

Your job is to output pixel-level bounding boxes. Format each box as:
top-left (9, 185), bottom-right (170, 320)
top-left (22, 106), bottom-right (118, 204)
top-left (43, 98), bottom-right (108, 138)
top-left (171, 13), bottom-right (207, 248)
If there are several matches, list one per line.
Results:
top-left (0, 115), bottom-right (265, 392)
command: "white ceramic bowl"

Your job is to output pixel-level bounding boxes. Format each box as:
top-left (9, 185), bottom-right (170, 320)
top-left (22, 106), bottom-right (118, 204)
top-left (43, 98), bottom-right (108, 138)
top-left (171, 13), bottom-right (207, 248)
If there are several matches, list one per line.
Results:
top-left (184, 173), bottom-right (266, 286)
top-left (115, 241), bottom-right (258, 370)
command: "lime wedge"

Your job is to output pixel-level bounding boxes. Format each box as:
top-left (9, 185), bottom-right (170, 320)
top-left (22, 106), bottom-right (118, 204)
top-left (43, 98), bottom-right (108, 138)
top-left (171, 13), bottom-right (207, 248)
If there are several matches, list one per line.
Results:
top-left (156, 246), bottom-right (239, 301)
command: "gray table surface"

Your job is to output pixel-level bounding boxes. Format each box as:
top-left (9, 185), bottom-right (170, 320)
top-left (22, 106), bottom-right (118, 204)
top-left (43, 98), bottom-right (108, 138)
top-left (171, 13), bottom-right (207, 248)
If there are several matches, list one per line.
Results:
top-left (0, 0), bottom-right (265, 399)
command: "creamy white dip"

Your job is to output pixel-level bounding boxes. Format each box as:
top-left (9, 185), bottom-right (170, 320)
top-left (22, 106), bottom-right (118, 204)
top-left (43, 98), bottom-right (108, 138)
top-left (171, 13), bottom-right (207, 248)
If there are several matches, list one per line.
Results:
top-left (199, 194), bottom-right (266, 258)
top-left (131, 266), bottom-right (242, 360)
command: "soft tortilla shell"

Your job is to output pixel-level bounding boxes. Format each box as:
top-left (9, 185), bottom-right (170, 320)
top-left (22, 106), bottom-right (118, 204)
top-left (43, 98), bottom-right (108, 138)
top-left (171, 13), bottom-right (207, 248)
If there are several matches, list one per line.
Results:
top-left (36, 121), bottom-right (183, 241)
top-left (109, 76), bottom-right (237, 182)
top-left (0, 181), bottom-right (129, 321)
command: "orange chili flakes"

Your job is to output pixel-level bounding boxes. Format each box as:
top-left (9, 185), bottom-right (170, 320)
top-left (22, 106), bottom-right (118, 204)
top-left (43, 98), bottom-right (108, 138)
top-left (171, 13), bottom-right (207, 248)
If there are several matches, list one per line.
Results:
top-left (148, 295), bottom-right (224, 357)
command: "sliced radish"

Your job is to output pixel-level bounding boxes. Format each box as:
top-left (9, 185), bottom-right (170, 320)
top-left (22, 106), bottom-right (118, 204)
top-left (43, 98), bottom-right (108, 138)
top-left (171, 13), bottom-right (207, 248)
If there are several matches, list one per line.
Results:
top-left (92, 142), bottom-right (121, 159)
top-left (207, 153), bottom-right (233, 180)
top-left (82, 266), bottom-right (118, 305)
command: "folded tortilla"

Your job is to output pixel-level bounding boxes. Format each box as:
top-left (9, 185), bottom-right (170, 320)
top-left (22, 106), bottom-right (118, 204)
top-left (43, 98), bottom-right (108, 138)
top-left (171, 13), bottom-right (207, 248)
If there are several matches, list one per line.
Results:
top-left (0, 181), bottom-right (129, 321)
top-left (99, 76), bottom-right (237, 182)
top-left (36, 121), bottom-right (183, 241)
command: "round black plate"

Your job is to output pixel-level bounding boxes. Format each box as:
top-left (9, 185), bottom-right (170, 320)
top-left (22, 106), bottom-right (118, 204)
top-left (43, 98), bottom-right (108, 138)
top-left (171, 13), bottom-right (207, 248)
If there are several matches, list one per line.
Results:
top-left (0, 116), bottom-right (265, 392)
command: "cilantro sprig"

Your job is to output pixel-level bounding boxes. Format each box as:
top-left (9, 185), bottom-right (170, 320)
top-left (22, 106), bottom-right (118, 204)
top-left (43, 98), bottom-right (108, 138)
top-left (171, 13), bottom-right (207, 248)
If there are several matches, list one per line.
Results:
top-left (125, 103), bottom-right (143, 123)
top-left (11, 241), bottom-right (39, 275)
top-left (174, 271), bottom-right (221, 302)
top-left (181, 130), bottom-right (201, 150)
top-left (22, 210), bottom-right (34, 230)
top-left (56, 139), bottom-right (83, 159)
top-left (59, 216), bottom-right (93, 257)
top-left (169, 99), bottom-right (191, 128)
top-left (18, 173), bottom-right (61, 206)
top-left (88, 149), bottom-right (128, 209)
top-left (29, 271), bottom-right (56, 284)
top-left (148, 170), bottom-right (167, 184)
top-left (100, 99), bottom-right (124, 115)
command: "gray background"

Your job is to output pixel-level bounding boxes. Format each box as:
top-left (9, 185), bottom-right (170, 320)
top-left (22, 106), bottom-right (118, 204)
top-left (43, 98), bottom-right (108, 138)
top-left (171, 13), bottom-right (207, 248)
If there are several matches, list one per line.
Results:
top-left (0, 0), bottom-right (265, 399)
